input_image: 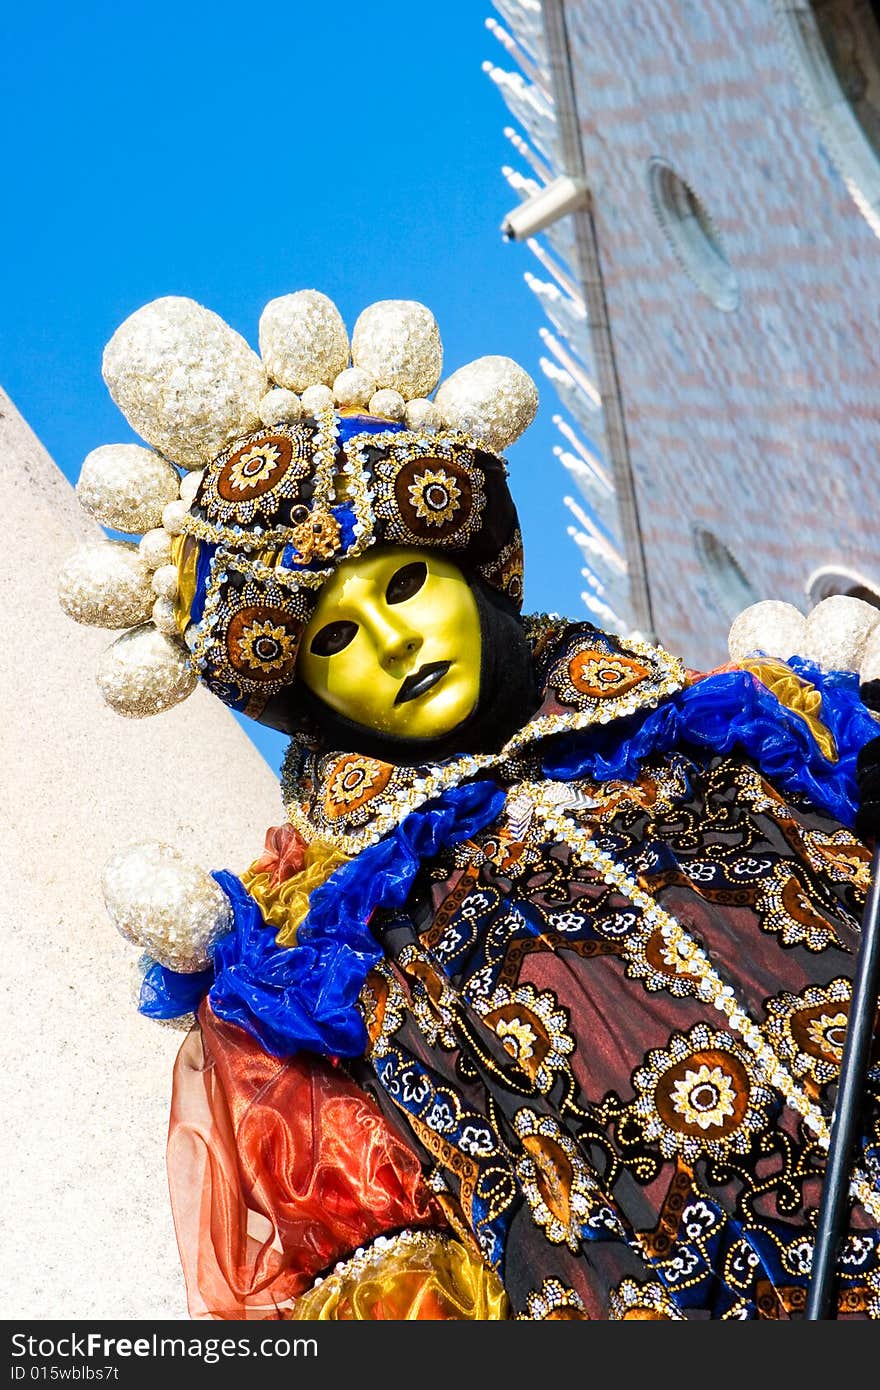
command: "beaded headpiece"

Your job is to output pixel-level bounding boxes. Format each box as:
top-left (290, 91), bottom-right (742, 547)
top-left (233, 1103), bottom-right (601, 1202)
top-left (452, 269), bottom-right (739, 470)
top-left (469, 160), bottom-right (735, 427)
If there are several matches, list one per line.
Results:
top-left (58, 291), bottom-right (539, 722)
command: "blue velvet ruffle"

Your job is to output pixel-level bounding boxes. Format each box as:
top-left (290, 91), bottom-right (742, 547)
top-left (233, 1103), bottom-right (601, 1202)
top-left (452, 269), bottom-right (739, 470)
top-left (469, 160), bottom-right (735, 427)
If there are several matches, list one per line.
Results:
top-left (541, 658), bottom-right (878, 828)
top-left (138, 778), bottom-right (506, 1057)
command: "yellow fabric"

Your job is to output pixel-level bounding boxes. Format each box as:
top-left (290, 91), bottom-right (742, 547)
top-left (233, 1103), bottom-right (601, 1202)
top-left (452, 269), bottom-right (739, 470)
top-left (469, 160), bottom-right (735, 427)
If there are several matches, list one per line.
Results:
top-left (740, 657), bottom-right (838, 763)
top-left (242, 838), bottom-right (349, 947)
top-left (172, 533), bottom-right (200, 636)
top-left (286, 1232), bottom-right (510, 1321)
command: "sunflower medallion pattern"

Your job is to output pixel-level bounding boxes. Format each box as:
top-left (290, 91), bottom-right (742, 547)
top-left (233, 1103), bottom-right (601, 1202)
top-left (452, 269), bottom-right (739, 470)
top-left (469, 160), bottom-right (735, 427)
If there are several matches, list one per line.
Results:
top-left (346, 734), bottom-right (880, 1319)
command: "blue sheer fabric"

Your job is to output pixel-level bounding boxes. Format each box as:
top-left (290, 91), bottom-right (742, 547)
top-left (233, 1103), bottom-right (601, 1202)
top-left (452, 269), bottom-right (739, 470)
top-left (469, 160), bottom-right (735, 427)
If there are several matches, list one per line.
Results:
top-left (138, 778), bottom-right (506, 1057)
top-left (139, 959), bottom-right (213, 1019)
top-left (335, 414), bottom-right (406, 445)
top-left (541, 659), bottom-right (878, 828)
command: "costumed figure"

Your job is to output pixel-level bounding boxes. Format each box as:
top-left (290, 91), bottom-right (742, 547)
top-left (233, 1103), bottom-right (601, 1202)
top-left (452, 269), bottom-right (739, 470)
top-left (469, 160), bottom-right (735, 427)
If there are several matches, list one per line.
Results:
top-left (58, 289), bottom-right (880, 1320)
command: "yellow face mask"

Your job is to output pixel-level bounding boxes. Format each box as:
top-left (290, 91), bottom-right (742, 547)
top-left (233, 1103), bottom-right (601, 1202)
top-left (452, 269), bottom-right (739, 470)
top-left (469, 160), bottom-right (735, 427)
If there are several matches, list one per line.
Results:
top-left (296, 547), bottom-right (482, 740)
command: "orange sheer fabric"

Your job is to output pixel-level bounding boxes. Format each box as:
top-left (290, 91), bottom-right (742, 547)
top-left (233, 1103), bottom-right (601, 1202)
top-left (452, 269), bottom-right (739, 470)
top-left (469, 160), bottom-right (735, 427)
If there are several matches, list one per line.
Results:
top-left (167, 1003), bottom-right (444, 1319)
top-left (245, 824), bottom-right (309, 883)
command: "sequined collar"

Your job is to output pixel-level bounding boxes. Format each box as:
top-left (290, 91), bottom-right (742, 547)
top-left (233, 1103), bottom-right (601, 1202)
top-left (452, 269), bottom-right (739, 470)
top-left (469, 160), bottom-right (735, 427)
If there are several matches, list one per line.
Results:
top-left (280, 616), bottom-right (687, 854)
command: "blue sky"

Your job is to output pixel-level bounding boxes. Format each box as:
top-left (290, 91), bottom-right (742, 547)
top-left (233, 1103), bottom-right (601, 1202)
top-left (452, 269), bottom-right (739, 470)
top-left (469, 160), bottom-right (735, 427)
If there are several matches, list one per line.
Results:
top-left (1, 0), bottom-right (588, 771)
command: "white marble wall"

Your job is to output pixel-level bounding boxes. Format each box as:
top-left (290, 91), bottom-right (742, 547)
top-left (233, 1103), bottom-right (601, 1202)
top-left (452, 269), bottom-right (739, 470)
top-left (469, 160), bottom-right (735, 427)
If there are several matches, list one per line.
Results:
top-left (0, 389), bottom-right (285, 1319)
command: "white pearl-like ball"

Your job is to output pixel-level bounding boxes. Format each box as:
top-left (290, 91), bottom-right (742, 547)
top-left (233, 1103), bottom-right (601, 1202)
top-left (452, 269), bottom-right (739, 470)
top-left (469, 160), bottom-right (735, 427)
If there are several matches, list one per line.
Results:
top-left (333, 366), bottom-right (376, 408)
top-left (352, 300), bottom-right (443, 398)
top-left (96, 623), bottom-right (198, 717)
top-left (300, 383), bottom-right (336, 414)
top-left (434, 355), bottom-right (539, 452)
top-left (259, 290), bottom-right (350, 392)
top-left (403, 397), bottom-right (443, 431)
top-left (151, 563), bottom-right (179, 601)
top-left (58, 540), bottom-right (155, 629)
top-left (162, 499), bottom-right (189, 535)
top-left (257, 387), bottom-right (302, 427)
top-left (138, 527), bottom-right (174, 571)
top-left (368, 388), bottom-right (406, 421)
top-left (859, 623), bottom-right (880, 685)
top-left (102, 841), bottom-right (232, 973)
top-left (178, 468), bottom-right (204, 506)
top-left (102, 296), bottom-right (267, 468)
top-left (727, 600), bottom-right (807, 663)
top-left (151, 595), bottom-right (180, 636)
top-left (76, 444), bottom-right (180, 534)
top-left (802, 594), bottom-right (880, 672)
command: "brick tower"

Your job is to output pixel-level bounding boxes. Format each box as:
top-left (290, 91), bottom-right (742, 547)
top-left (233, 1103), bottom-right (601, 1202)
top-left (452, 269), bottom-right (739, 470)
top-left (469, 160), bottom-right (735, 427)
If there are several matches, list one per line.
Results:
top-left (486, 0), bottom-right (880, 668)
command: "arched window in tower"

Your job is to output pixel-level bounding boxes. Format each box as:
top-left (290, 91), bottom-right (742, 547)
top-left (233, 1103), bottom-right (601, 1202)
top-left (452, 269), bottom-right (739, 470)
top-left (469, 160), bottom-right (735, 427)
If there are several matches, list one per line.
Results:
top-left (646, 159), bottom-right (740, 311)
top-left (807, 563), bottom-right (880, 608)
top-left (693, 526), bottom-right (760, 622)
top-left (773, 0), bottom-right (880, 237)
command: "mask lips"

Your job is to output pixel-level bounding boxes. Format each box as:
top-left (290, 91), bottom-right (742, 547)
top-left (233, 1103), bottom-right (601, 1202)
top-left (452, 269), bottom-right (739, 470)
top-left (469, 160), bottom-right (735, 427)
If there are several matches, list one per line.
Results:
top-left (261, 573), bottom-right (539, 766)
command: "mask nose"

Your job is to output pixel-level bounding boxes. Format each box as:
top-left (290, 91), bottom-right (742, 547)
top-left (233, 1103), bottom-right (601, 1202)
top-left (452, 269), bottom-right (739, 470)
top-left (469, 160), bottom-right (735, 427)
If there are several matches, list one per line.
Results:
top-left (378, 626), bottom-right (422, 673)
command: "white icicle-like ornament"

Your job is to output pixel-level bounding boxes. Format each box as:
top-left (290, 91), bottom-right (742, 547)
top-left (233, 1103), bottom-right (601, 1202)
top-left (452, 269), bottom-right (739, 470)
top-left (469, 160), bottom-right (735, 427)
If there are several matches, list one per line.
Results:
top-left (102, 296), bottom-right (267, 468)
top-left (76, 443), bottom-right (180, 533)
top-left (95, 623), bottom-right (198, 717)
top-left (434, 355), bottom-right (539, 452)
top-left (351, 300), bottom-right (443, 399)
top-left (101, 841), bottom-right (232, 973)
top-left (727, 600), bottom-right (807, 664)
top-left (258, 289), bottom-right (350, 393)
top-left (58, 540), bottom-right (156, 629)
top-left (801, 595), bottom-right (880, 673)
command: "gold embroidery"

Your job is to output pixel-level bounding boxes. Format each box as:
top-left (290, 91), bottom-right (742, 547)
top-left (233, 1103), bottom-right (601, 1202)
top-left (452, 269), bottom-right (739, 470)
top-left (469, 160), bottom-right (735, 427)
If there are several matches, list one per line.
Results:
top-left (517, 779), bottom-right (880, 1223)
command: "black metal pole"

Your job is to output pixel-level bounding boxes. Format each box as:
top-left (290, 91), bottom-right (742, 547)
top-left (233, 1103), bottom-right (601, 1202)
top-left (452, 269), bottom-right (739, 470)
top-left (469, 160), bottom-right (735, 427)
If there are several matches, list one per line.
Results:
top-left (805, 842), bottom-right (880, 1319)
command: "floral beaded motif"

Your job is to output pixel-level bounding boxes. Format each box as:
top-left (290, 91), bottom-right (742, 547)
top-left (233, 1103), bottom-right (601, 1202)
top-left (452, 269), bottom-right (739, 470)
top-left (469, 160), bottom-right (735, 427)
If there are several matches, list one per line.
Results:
top-left (518, 780), bottom-right (880, 1223)
top-left (353, 430), bottom-right (487, 550)
top-left (185, 411), bottom-right (340, 550)
top-left (353, 735), bottom-right (880, 1317)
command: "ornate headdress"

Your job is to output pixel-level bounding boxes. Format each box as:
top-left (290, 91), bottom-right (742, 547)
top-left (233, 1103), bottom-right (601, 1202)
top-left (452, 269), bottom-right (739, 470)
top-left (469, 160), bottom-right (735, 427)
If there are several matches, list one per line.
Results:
top-left (58, 291), bottom-right (539, 725)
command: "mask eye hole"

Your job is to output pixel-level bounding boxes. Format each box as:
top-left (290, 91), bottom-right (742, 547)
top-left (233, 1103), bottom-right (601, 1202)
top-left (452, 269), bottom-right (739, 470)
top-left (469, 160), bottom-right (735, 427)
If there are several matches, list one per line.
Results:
top-left (309, 620), bottom-right (358, 657)
top-left (386, 561), bottom-right (427, 605)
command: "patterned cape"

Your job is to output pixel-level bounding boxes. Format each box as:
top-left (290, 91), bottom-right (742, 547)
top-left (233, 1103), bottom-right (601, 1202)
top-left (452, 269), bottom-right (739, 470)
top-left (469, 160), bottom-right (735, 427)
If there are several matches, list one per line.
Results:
top-left (164, 620), bottom-right (880, 1320)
